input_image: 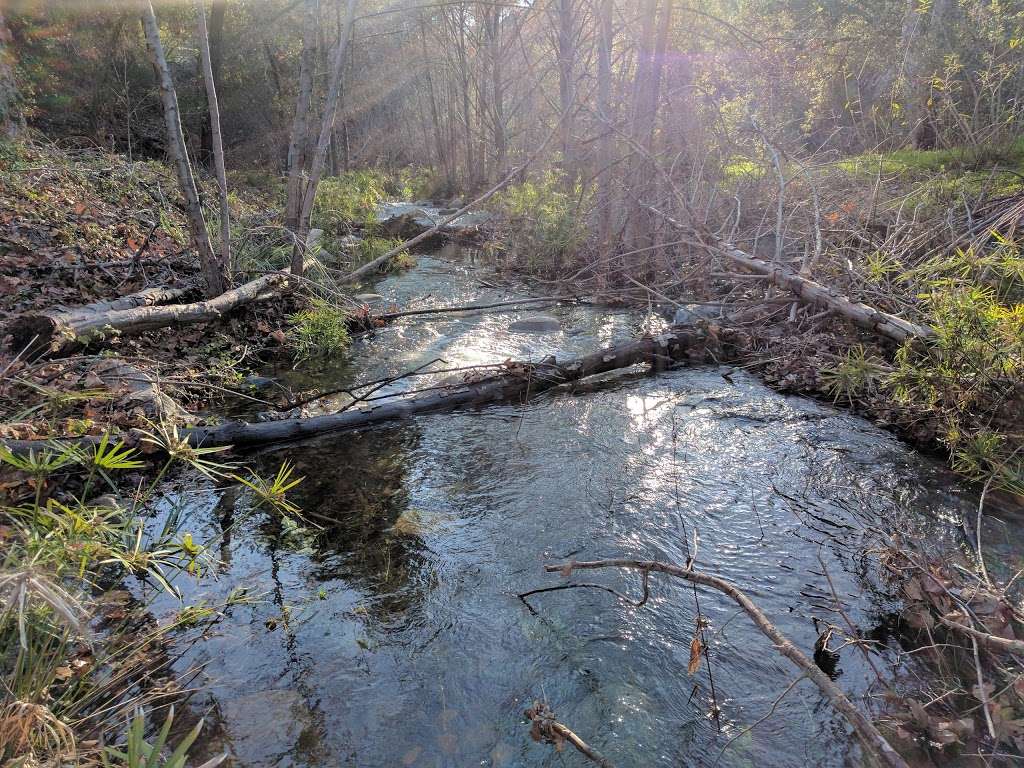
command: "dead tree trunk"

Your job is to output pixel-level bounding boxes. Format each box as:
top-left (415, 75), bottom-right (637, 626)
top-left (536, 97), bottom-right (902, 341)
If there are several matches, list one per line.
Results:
top-left (195, 0), bottom-right (231, 283)
top-left (182, 326), bottom-right (717, 448)
top-left (8, 286), bottom-right (190, 356)
top-left (140, 0), bottom-right (226, 298)
top-left (2, 327), bottom-right (723, 456)
top-left (8, 232), bottom-right (323, 357)
top-left (715, 243), bottom-right (934, 343)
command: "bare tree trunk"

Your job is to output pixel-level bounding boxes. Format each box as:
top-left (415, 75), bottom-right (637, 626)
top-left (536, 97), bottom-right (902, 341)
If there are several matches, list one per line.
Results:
top-left (140, 0), bottom-right (226, 297)
top-left (284, 0), bottom-right (317, 235)
top-left (556, 0), bottom-right (577, 180)
top-left (595, 0), bottom-right (615, 268)
top-left (195, 0), bottom-right (232, 284)
top-left (292, 0), bottom-right (358, 276)
top-left (0, 10), bottom-right (23, 139)
top-left (198, 0), bottom-right (225, 167)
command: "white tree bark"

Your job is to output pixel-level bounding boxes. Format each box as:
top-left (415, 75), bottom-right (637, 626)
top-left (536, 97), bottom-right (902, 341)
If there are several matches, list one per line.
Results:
top-left (140, 0), bottom-right (226, 297)
top-left (293, 0), bottom-right (358, 275)
top-left (195, 0), bottom-right (232, 283)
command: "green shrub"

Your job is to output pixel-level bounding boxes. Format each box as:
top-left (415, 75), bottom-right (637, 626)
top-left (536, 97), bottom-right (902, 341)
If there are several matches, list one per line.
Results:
top-left (312, 170), bottom-right (390, 234)
top-left (490, 170), bottom-right (589, 275)
top-left (287, 298), bottom-right (351, 362)
top-left (888, 233), bottom-right (1024, 493)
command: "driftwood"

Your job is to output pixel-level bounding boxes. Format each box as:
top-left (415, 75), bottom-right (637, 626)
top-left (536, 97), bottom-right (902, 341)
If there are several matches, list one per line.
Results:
top-left (7, 286), bottom-right (190, 356)
top-left (543, 558), bottom-right (910, 768)
top-left (182, 326), bottom-right (715, 448)
top-left (1, 326), bottom-right (720, 455)
top-left (715, 243), bottom-right (933, 343)
top-left (7, 232), bottom-right (324, 358)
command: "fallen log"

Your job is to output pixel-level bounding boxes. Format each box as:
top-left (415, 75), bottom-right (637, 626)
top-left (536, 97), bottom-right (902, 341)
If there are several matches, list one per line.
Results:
top-left (182, 326), bottom-right (718, 448)
top-left (8, 286), bottom-right (190, 356)
top-left (7, 232), bottom-right (324, 358)
top-left (544, 558), bottom-right (910, 768)
top-left (647, 206), bottom-right (934, 344)
top-left (715, 243), bottom-right (934, 343)
top-left (1, 326), bottom-right (724, 455)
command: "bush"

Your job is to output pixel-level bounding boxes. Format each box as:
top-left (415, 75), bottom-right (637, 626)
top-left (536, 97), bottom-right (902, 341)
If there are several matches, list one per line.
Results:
top-left (287, 298), bottom-right (351, 362)
top-left (312, 170), bottom-right (390, 234)
top-left (889, 233), bottom-right (1024, 493)
top-left (490, 170), bottom-right (589, 276)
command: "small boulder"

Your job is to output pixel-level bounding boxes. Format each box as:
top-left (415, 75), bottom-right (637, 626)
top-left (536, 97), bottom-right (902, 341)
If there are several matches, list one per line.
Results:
top-left (672, 303), bottom-right (718, 325)
top-left (509, 314), bottom-right (561, 333)
top-left (353, 293), bottom-right (384, 303)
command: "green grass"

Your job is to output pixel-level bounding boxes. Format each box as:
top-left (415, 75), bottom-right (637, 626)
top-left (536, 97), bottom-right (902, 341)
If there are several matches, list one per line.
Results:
top-left (836, 137), bottom-right (1024, 178)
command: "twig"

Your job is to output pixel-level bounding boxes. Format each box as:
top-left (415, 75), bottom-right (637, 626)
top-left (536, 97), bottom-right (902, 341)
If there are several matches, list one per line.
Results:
top-left (713, 674), bottom-right (807, 766)
top-left (543, 558), bottom-right (910, 768)
top-left (524, 701), bottom-right (615, 768)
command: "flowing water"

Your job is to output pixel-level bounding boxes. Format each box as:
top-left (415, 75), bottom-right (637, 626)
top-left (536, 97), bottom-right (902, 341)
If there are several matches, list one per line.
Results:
top-left (156, 246), bottom-right (996, 768)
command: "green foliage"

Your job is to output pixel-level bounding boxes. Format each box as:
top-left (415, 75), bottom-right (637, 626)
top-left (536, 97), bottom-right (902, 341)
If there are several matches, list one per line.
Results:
top-left (889, 234), bottom-right (1024, 493)
top-left (821, 344), bottom-right (890, 404)
top-left (491, 171), bottom-right (589, 275)
top-left (312, 170), bottom-right (390, 233)
top-left (0, 432), bottom-right (304, 765)
top-left (352, 235), bottom-right (413, 272)
top-left (287, 298), bottom-right (351, 362)
top-left (102, 707), bottom-right (223, 768)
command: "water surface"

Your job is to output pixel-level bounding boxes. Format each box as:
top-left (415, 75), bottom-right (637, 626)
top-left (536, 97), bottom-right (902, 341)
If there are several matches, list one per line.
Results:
top-left (159, 249), bottom-right (984, 768)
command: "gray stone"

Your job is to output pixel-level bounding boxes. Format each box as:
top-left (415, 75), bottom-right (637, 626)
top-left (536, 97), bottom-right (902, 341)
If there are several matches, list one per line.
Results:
top-left (672, 303), bottom-right (718, 325)
top-left (353, 293), bottom-right (384, 303)
top-left (509, 315), bottom-right (561, 333)
top-left (243, 375), bottom-right (276, 391)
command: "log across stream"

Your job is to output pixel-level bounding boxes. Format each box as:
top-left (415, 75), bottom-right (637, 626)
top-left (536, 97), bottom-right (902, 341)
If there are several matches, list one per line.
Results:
top-left (141, 250), bottom-right (997, 768)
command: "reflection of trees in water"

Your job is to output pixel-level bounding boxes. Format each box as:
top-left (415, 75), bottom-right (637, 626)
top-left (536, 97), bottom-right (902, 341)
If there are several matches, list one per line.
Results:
top-left (253, 425), bottom-right (429, 613)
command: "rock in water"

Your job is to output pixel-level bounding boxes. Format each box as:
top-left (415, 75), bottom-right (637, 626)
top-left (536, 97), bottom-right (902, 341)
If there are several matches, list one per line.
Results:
top-left (508, 315), bottom-right (561, 333)
top-left (353, 293), bottom-right (384, 303)
top-left (673, 303), bottom-right (718, 325)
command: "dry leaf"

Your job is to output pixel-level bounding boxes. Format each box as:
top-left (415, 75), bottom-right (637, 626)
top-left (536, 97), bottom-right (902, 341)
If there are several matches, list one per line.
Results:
top-left (688, 632), bottom-right (703, 675)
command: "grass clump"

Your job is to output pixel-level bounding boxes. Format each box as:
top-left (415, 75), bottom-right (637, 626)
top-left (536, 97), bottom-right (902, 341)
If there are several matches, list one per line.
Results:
top-left (0, 431), bottom-right (306, 765)
top-left (312, 170), bottom-right (390, 234)
top-left (490, 170), bottom-right (589, 276)
top-left (287, 298), bottom-right (351, 362)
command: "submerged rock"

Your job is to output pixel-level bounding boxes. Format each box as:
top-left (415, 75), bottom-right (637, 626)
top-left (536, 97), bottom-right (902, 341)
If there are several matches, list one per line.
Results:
top-left (509, 314), bottom-right (561, 333)
top-left (672, 303), bottom-right (719, 325)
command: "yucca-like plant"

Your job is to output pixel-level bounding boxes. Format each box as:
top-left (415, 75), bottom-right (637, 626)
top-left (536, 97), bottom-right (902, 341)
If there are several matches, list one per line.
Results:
top-left (102, 707), bottom-right (226, 768)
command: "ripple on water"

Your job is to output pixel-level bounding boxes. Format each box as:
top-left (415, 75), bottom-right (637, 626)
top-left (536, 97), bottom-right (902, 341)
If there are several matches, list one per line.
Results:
top-left (160, 250), bottom-right (982, 768)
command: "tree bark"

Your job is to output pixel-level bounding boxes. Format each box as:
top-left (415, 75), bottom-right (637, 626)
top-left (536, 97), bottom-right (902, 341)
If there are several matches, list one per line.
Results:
top-left (555, 0), bottom-right (576, 179)
top-left (182, 325), bottom-right (715, 448)
top-left (8, 286), bottom-right (190, 356)
top-left (195, 0), bottom-right (232, 283)
top-left (293, 0), bottom-right (358, 276)
top-left (0, 10), bottom-right (22, 139)
top-left (8, 232), bottom-right (323, 358)
top-left (198, 0), bottom-right (225, 167)
top-left (140, 0), bottom-right (227, 297)
top-left (284, 0), bottom-right (317, 236)
top-left (2, 326), bottom-right (720, 456)
top-left (594, 0), bottom-right (615, 267)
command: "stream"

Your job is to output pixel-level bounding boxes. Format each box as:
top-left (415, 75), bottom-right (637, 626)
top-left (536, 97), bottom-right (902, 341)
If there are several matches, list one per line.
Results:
top-left (154, 244), bottom-right (1007, 767)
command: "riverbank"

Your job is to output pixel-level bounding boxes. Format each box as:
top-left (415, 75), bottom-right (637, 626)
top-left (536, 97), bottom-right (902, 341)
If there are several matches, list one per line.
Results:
top-left (2, 138), bottom-right (1022, 766)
